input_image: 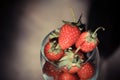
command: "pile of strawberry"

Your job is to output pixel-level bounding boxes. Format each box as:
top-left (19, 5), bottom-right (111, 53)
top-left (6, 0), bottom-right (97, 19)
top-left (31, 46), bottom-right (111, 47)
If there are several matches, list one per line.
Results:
top-left (43, 18), bottom-right (105, 80)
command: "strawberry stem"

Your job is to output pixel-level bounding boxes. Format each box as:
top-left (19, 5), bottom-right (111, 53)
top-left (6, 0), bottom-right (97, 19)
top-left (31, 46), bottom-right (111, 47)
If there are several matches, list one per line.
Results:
top-left (92, 27), bottom-right (105, 38)
top-left (62, 20), bottom-right (71, 24)
top-left (73, 47), bottom-right (81, 58)
top-left (76, 14), bottom-right (82, 26)
top-left (70, 7), bottom-right (76, 22)
top-left (75, 47), bottom-right (80, 54)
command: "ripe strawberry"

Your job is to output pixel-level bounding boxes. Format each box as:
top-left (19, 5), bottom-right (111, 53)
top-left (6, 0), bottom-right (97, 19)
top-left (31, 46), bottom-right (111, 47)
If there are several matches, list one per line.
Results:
top-left (57, 72), bottom-right (78, 80)
top-left (77, 62), bottom-right (94, 79)
top-left (58, 24), bottom-right (81, 50)
top-left (43, 61), bottom-right (62, 77)
top-left (75, 27), bottom-right (105, 53)
top-left (44, 41), bottom-right (64, 61)
top-left (58, 49), bottom-right (83, 74)
top-left (80, 78), bottom-right (88, 80)
top-left (61, 65), bottom-right (80, 74)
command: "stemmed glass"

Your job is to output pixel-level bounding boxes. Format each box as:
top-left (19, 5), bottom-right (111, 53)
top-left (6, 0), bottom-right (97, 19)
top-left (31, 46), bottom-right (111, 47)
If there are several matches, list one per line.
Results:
top-left (40, 29), bottom-right (100, 80)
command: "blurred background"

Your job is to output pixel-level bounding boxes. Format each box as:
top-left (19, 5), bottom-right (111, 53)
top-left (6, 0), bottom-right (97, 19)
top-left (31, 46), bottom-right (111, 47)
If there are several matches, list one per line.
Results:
top-left (0, 0), bottom-right (119, 80)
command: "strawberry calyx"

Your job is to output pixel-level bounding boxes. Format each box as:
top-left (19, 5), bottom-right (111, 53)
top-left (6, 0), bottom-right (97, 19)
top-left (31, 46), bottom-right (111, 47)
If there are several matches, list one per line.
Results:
top-left (86, 27), bottom-right (105, 43)
top-left (62, 15), bottom-right (85, 31)
top-left (85, 32), bottom-right (97, 43)
top-left (49, 29), bottom-right (60, 40)
top-left (48, 29), bottom-right (61, 54)
top-left (58, 49), bottom-right (83, 70)
top-left (49, 41), bottom-right (62, 54)
top-left (76, 14), bottom-right (86, 31)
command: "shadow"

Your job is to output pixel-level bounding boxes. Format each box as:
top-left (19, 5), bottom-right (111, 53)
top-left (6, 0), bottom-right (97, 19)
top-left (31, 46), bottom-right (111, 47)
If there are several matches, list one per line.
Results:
top-left (0, 1), bottom-right (27, 80)
top-left (87, 0), bottom-right (120, 80)
top-left (87, 0), bottom-right (119, 59)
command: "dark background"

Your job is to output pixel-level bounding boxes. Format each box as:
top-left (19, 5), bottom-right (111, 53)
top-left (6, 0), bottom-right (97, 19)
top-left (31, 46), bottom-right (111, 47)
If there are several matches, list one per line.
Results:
top-left (88, 0), bottom-right (119, 59)
top-left (0, 0), bottom-right (119, 80)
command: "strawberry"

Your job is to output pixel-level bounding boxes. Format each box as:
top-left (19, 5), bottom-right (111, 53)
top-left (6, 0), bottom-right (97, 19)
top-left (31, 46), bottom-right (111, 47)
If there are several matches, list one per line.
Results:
top-left (80, 79), bottom-right (88, 80)
top-left (58, 49), bottom-right (83, 74)
top-left (44, 41), bottom-right (64, 61)
top-left (58, 14), bottom-right (85, 50)
top-left (61, 65), bottom-right (80, 74)
top-left (43, 61), bottom-right (62, 77)
top-left (75, 27), bottom-right (105, 53)
top-left (57, 72), bottom-right (78, 80)
top-left (58, 24), bottom-right (81, 50)
top-left (77, 62), bottom-right (94, 79)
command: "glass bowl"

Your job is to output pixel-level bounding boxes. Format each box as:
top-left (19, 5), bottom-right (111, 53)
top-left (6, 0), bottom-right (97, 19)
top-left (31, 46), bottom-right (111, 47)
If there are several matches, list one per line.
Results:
top-left (40, 29), bottom-right (100, 80)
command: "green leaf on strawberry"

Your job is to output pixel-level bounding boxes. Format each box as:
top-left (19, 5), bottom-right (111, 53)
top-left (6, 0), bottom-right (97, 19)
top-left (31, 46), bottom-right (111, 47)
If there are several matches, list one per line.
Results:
top-left (62, 14), bottom-right (85, 30)
top-left (49, 29), bottom-right (60, 39)
top-left (48, 41), bottom-right (62, 54)
top-left (58, 49), bottom-right (83, 70)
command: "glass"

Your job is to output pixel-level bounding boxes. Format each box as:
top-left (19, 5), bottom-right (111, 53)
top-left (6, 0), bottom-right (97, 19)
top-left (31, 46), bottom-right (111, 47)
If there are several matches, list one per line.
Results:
top-left (40, 29), bottom-right (100, 80)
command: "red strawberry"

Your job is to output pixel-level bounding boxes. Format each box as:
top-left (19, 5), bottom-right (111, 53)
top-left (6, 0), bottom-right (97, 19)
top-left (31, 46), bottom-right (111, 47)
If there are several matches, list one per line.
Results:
top-left (58, 24), bottom-right (81, 50)
top-left (80, 79), bottom-right (88, 80)
top-left (77, 62), bottom-right (94, 79)
top-left (58, 49), bottom-right (83, 74)
top-left (43, 61), bottom-right (62, 77)
top-left (57, 72), bottom-right (78, 80)
top-left (61, 65), bottom-right (80, 74)
top-left (44, 41), bottom-right (64, 61)
top-left (75, 27), bottom-right (105, 53)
